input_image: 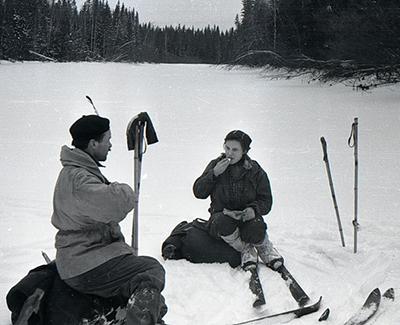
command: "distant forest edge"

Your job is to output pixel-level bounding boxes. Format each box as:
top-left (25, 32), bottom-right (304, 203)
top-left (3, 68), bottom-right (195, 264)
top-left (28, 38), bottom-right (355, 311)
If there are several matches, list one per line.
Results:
top-left (1, 0), bottom-right (400, 87)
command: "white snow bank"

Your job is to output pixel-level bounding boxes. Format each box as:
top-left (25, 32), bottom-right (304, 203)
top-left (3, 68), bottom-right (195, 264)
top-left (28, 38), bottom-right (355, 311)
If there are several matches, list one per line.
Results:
top-left (0, 63), bottom-right (399, 324)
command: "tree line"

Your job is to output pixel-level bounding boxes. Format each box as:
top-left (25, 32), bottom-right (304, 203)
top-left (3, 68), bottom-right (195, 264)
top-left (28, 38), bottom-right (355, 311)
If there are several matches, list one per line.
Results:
top-left (1, 0), bottom-right (399, 85)
top-left (235, 0), bottom-right (400, 87)
top-left (0, 0), bottom-right (232, 63)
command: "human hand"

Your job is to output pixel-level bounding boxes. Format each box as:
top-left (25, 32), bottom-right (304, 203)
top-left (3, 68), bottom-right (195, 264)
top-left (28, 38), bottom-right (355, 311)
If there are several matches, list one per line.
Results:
top-left (213, 157), bottom-right (231, 177)
top-left (223, 208), bottom-right (242, 220)
top-left (242, 207), bottom-right (255, 221)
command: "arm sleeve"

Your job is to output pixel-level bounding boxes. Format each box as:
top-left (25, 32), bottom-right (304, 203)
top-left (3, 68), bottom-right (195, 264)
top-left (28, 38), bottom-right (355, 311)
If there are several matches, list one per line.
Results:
top-left (193, 160), bottom-right (218, 199)
top-left (246, 168), bottom-right (273, 217)
top-left (74, 172), bottom-right (135, 223)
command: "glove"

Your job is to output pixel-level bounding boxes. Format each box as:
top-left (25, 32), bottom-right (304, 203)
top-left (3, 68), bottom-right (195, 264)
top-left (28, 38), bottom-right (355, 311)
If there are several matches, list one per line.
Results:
top-left (242, 207), bottom-right (255, 222)
top-left (223, 208), bottom-right (243, 220)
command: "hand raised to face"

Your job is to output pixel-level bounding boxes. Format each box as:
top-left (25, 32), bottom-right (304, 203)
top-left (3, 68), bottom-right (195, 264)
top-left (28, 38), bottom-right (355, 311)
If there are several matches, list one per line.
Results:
top-left (213, 157), bottom-right (231, 177)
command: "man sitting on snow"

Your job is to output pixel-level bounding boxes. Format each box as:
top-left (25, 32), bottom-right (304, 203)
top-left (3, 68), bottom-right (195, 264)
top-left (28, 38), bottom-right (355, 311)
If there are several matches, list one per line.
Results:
top-left (51, 115), bottom-right (167, 325)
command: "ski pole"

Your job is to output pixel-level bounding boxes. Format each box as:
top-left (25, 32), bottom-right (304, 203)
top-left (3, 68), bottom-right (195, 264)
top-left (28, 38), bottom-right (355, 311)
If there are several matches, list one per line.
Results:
top-left (86, 95), bottom-right (100, 115)
top-left (320, 137), bottom-right (345, 247)
top-left (41, 251), bottom-right (51, 264)
top-left (126, 113), bottom-right (158, 255)
top-left (132, 122), bottom-right (144, 255)
top-left (348, 118), bottom-right (359, 253)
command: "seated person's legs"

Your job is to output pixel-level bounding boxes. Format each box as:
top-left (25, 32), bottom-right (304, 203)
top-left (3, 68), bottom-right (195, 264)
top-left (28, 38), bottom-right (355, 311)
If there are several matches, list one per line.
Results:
top-left (208, 212), bottom-right (238, 239)
top-left (209, 212), bottom-right (259, 269)
top-left (240, 218), bottom-right (283, 270)
top-left (65, 254), bottom-right (166, 324)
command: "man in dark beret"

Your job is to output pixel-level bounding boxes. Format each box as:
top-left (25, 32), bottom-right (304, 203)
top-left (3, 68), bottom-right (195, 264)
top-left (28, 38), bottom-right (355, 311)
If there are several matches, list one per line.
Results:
top-left (51, 115), bottom-right (167, 325)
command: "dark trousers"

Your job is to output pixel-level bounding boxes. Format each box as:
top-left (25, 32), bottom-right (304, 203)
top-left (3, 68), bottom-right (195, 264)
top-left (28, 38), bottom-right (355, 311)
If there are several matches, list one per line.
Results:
top-left (65, 254), bottom-right (165, 300)
top-left (65, 254), bottom-right (167, 324)
top-left (208, 212), bottom-right (267, 244)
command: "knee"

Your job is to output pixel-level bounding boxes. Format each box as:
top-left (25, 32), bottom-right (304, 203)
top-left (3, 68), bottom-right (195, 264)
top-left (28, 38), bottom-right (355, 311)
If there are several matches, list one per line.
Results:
top-left (135, 256), bottom-right (166, 290)
top-left (145, 256), bottom-right (166, 280)
top-left (240, 218), bottom-right (266, 244)
top-left (209, 212), bottom-right (238, 237)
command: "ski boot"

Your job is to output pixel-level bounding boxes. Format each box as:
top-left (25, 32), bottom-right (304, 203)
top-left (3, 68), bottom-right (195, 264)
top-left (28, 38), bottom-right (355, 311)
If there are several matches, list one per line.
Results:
top-left (255, 237), bottom-right (284, 271)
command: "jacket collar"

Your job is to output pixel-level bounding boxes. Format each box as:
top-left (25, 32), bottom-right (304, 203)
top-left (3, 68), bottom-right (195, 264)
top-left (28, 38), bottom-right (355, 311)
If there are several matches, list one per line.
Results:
top-left (242, 155), bottom-right (253, 170)
top-left (232, 154), bottom-right (253, 170)
top-left (220, 153), bottom-right (253, 170)
top-left (60, 145), bottom-right (108, 183)
top-left (223, 154), bottom-right (253, 180)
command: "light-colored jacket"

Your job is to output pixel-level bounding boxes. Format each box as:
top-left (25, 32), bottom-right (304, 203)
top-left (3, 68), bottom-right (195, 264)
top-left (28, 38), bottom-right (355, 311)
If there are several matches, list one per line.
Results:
top-left (52, 145), bottom-right (135, 279)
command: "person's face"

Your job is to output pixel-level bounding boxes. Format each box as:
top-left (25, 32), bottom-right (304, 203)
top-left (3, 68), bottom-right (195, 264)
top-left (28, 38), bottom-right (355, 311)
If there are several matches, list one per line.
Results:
top-left (224, 140), bottom-right (245, 164)
top-left (93, 130), bottom-right (112, 162)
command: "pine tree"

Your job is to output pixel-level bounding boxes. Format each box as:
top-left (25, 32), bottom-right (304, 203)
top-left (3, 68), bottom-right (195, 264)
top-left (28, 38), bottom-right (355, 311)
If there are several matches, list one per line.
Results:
top-left (2, 0), bottom-right (34, 59)
top-left (0, 0), bottom-right (4, 58)
top-left (31, 0), bottom-right (51, 58)
top-left (239, 0), bottom-right (256, 51)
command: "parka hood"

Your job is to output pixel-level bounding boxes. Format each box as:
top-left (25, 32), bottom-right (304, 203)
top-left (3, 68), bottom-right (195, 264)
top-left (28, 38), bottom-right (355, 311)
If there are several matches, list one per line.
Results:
top-left (60, 145), bottom-right (107, 183)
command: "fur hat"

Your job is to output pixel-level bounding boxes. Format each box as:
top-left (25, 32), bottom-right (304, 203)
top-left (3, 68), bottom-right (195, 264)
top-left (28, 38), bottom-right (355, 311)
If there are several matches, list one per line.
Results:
top-left (69, 115), bottom-right (110, 145)
top-left (224, 130), bottom-right (252, 152)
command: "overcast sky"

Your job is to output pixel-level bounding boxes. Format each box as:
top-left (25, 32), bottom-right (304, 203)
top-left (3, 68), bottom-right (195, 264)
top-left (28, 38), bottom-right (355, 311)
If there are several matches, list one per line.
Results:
top-left (75, 0), bottom-right (242, 31)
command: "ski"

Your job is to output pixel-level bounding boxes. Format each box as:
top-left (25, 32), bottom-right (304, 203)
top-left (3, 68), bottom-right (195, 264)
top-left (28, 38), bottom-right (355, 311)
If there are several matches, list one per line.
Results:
top-left (14, 288), bottom-right (45, 325)
top-left (263, 264), bottom-right (310, 306)
top-left (232, 296), bottom-right (322, 325)
top-left (343, 288), bottom-right (381, 325)
top-left (247, 265), bottom-right (266, 307)
top-left (364, 288), bottom-right (394, 324)
top-left (383, 287), bottom-right (394, 301)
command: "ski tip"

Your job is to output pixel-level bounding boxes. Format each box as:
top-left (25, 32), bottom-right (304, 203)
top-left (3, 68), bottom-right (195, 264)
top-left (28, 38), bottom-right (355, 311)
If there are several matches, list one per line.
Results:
top-left (318, 308), bottom-right (330, 321)
top-left (314, 296), bottom-right (323, 311)
top-left (369, 288), bottom-right (381, 300)
top-left (299, 295), bottom-right (311, 307)
top-left (365, 288), bottom-right (381, 308)
top-left (344, 289), bottom-right (382, 325)
top-left (309, 296), bottom-right (323, 309)
top-left (383, 288), bottom-right (395, 301)
top-left (253, 299), bottom-right (266, 308)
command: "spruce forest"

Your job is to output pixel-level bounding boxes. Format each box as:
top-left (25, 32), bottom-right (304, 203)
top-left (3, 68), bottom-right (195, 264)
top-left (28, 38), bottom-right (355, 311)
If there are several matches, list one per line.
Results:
top-left (1, 0), bottom-right (400, 86)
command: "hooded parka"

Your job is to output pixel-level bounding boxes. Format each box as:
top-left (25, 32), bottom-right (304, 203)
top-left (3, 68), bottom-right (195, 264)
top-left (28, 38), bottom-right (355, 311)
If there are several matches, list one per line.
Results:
top-left (52, 146), bottom-right (135, 279)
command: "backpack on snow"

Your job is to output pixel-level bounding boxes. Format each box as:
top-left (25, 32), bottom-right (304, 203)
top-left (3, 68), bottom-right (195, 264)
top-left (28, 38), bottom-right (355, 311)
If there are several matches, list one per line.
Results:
top-left (161, 218), bottom-right (241, 268)
top-left (6, 262), bottom-right (124, 325)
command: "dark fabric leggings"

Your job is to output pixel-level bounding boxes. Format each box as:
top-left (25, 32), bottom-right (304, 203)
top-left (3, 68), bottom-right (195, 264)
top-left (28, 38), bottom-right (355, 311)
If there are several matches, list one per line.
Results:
top-left (65, 254), bottom-right (165, 300)
top-left (208, 212), bottom-right (267, 244)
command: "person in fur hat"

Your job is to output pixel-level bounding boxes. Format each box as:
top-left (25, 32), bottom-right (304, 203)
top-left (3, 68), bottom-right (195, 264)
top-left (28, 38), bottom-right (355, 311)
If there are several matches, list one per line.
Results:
top-left (193, 130), bottom-right (283, 271)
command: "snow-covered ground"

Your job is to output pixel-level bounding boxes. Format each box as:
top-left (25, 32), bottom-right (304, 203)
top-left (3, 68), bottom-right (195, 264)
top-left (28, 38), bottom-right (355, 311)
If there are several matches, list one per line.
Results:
top-left (0, 61), bottom-right (399, 324)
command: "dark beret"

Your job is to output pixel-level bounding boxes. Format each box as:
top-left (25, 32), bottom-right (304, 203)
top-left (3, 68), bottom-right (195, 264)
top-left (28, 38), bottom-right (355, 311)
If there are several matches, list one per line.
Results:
top-left (69, 115), bottom-right (110, 142)
top-left (224, 130), bottom-right (252, 152)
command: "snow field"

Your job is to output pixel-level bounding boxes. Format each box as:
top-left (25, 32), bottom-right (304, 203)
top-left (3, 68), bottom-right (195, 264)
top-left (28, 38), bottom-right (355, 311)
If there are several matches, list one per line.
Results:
top-left (0, 61), bottom-right (399, 324)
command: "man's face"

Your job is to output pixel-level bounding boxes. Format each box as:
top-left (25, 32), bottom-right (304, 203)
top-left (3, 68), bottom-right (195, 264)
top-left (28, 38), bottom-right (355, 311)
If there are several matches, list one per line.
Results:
top-left (224, 140), bottom-right (244, 164)
top-left (93, 130), bottom-right (112, 162)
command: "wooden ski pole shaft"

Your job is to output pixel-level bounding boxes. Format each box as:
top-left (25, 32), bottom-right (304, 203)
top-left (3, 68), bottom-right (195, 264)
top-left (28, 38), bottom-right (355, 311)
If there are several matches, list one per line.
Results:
top-left (348, 118), bottom-right (359, 253)
top-left (132, 123), bottom-right (144, 255)
top-left (320, 137), bottom-right (345, 247)
top-left (126, 112), bottom-right (158, 255)
top-left (353, 118), bottom-right (359, 253)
